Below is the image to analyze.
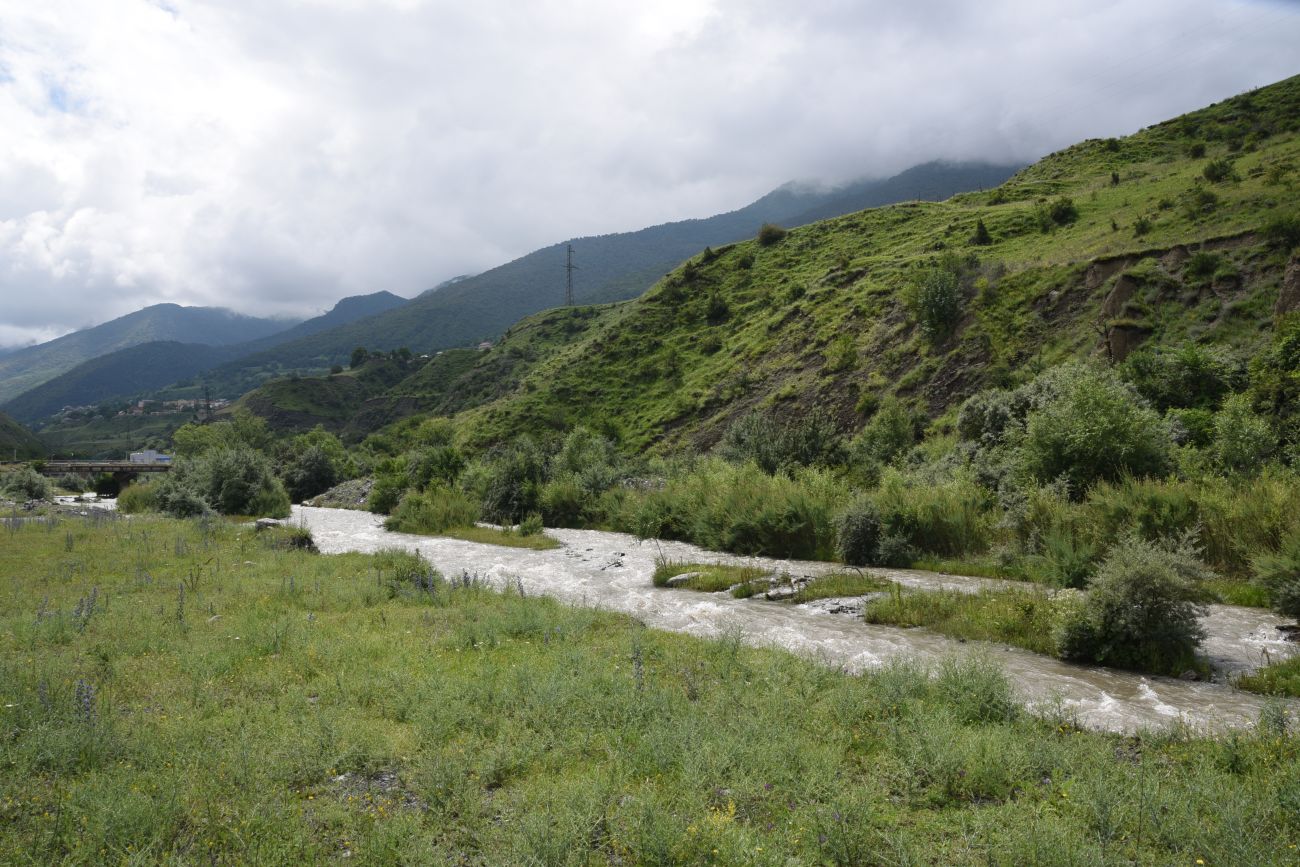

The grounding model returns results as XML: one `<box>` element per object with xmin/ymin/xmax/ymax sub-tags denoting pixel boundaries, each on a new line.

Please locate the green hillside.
<box><xmin>204</xmin><ymin>162</ymin><xmax>1020</xmax><ymax>388</ymax></box>
<box><xmin>1</xmin><ymin>341</ymin><xmax>238</xmax><ymax>424</ymax></box>
<box><xmin>0</xmin><ymin>304</ymin><xmax>295</xmax><ymax>405</ymax></box>
<box><xmin>236</xmin><ymin>306</ymin><xmax>611</xmax><ymax>438</ymax></box>
<box><xmin>436</xmin><ymin>76</ymin><xmax>1300</xmax><ymax>452</ymax></box>
<box><xmin>0</xmin><ymin>412</ymin><xmax>44</xmax><ymax>460</ymax></box>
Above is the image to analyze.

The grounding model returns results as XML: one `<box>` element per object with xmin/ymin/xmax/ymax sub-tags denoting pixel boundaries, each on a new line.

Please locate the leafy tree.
<box><xmin>719</xmin><ymin>410</ymin><xmax>844</xmax><ymax>476</ymax></box>
<box><xmin>970</xmin><ymin>218</ymin><xmax>992</xmax><ymax>246</ymax></box>
<box><xmin>1020</xmin><ymin>364</ymin><xmax>1172</xmax><ymax>493</ymax></box>
<box><xmin>350</xmin><ymin>347</ymin><xmax>369</xmax><ymax>369</ymax></box>
<box><xmin>1211</xmin><ymin>394</ymin><xmax>1276</xmax><ymax>473</ymax></box>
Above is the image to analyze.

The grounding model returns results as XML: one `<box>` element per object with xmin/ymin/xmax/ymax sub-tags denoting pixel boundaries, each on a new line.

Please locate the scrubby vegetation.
<box><xmin>4</xmin><ymin>514</ymin><xmax>1300</xmax><ymax>864</ymax></box>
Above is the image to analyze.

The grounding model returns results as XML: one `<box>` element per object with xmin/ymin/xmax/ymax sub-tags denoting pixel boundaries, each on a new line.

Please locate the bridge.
<box><xmin>0</xmin><ymin>461</ymin><xmax>175</xmax><ymax>477</ymax></box>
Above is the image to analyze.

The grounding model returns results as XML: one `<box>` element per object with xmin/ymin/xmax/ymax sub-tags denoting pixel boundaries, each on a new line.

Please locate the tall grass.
<box><xmin>625</xmin><ymin>458</ymin><xmax>848</xmax><ymax>560</ymax></box>
<box><xmin>0</xmin><ymin>514</ymin><xmax>1298</xmax><ymax>863</ymax></box>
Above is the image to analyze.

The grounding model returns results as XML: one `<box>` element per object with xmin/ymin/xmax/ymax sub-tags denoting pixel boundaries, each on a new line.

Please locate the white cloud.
<box><xmin>0</xmin><ymin>0</ymin><xmax>1298</xmax><ymax>346</ymax></box>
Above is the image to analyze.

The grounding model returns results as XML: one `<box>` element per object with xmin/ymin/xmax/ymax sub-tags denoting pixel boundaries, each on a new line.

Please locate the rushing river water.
<box><xmin>295</xmin><ymin>505</ymin><xmax>1298</xmax><ymax>734</ymax></box>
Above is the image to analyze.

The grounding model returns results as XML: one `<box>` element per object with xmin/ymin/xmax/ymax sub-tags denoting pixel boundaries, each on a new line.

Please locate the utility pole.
<box><xmin>564</xmin><ymin>244</ymin><xmax>578</xmax><ymax>307</ymax></box>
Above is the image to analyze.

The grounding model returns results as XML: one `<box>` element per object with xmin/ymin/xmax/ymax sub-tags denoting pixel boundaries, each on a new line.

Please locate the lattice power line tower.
<box><xmin>564</xmin><ymin>243</ymin><xmax>578</xmax><ymax>306</ymax></box>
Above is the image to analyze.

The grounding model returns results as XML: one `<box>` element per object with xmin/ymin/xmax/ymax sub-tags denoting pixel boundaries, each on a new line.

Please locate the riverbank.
<box><xmin>2</xmin><ymin>511</ymin><xmax>1299</xmax><ymax>864</ymax></box>
<box><xmin>296</xmin><ymin>505</ymin><xmax>1299</xmax><ymax>732</ymax></box>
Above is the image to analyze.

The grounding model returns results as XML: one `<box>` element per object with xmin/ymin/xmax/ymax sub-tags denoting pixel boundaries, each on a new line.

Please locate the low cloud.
<box><xmin>1</xmin><ymin>0</ymin><xmax>1298</xmax><ymax>346</ymax></box>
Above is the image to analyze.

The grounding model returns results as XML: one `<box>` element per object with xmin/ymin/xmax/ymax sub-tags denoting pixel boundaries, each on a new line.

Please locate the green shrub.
<box><xmin>1262</xmin><ymin>214</ymin><xmax>1300</xmax><ymax>250</ymax></box>
<box><xmin>385</xmin><ymin>488</ymin><xmax>479</xmax><ymax>535</ymax></box>
<box><xmin>1252</xmin><ymin>528</ymin><xmax>1300</xmax><ymax>620</ymax></box>
<box><xmin>969</xmin><ymin>219</ymin><xmax>993</xmax><ymax>246</ymax></box>
<box><xmin>1121</xmin><ymin>343</ymin><xmax>1242</xmax><ymax>412</ymax></box>
<box><xmin>835</xmin><ymin>498</ymin><xmax>883</xmax><ymax>566</ymax></box>
<box><xmin>1020</xmin><ymin>364</ymin><xmax>1172</xmax><ymax>493</ymax></box>
<box><xmin>756</xmin><ymin>223</ymin><xmax>788</xmax><ymax>246</ymax></box>
<box><xmin>1054</xmin><ymin>535</ymin><xmax>1210</xmax><ymax>674</ymax></box>
<box><xmin>281</xmin><ymin>445</ymin><xmax>339</xmax><ymax>502</ymax></box>
<box><xmin>406</xmin><ymin>445</ymin><xmax>466</xmax><ymax>491</ymax></box>
<box><xmin>1211</xmin><ymin>394</ymin><xmax>1276</xmax><ymax>473</ymax></box>
<box><xmin>540</xmin><ymin>477</ymin><xmax>588</xmax><ymax>527</ymax></box>
<box><xmin>933</xmin><ymin>655</ymin><xmax>1019</xmax><ymax>725</ymax></box>
<box><xmin>849</xmin><ymin>397</ymin><xmax>918</xmax><ymax>467</ymax></box>
<box><xmin>518</xmin><ymin>513</ymin><xmax>544</xmax><ymax>537</ymax></box>
<box><xmin>872</xmin><ymin>467</ymin><xmax>994</xmax><ymax>559</ymax></box>
<box><xmin>956</xmin><ymin>388</ymin><xmax>1015</xmax><ymax>445</ymax></box>
<box><xmin>1133</xmin><ymin>216</ymin><xmax>1153</xmax><ymax>237</ymax></box>
<box><xmin>626</xmin><ymin>459</ymin><xmax>846</xmax><ymax>560</ymax></box>
<box><xmin>0</xmin><ymin>466</ymin><xmax>51</xmax><ymax>501</ymax></box>
<box><xmin>473</xmin><ymin>437</ymin><xmax>547</xmax><ymax>525</ymax></box>
<box><xmin>197</xmin><ymin>448</ymin><xmax>291</xmax><ymax>518</ymax></box>
<box><xmin>151</xmin><ymin>472</ymin><xmax>212</xmax><ymax>518</ymax></box>
<box><xmin>904</xmin><ymin>266</ymin><xmax>962</xmax><ymax>340</ymax></box>
<box><xmin>718</xmin><ymin>409</ymin><xmax>844</xmax><ymax>475</ymax></box>
<box><xmin>1036</xmin><ymin>196</ymin><xmax>1078</xmax><ymax>230</ymax></box>
<box><xmin>374</xmin><ymin>548</ymin><xmax>444</xmax><ymax>597</ymax></box>
<box><xmin>116</xmin><ymin>483</ymin><xmax>158</xmax><ymax>514</ymax></box>
<box><xmin>1184</xmin><ymin>251</ymin><xmax>1221</xmax><ymax>280</ymax></box>
<box><xmin>1202</xmin><ymin>158</ymin><xmax>1236</xmax><ymax>183</ymax></box>
<box><xmin>367</xmin><ymin>472</ymin><xmax>406</xmax><ymax>515</ymax></box>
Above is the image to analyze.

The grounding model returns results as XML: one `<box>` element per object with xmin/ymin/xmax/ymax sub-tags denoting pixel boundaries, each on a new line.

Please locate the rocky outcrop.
<box><xmin>1275</xmin><ymin>255</ymin><xmax>1300</xmax><ymax>316</ymax></box>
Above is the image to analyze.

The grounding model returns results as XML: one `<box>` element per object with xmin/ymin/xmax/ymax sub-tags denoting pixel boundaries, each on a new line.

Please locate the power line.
<box><xmin>564</xmin><ymin>243</ymin><xmax>578</xmax><ymax>307</ymax></box>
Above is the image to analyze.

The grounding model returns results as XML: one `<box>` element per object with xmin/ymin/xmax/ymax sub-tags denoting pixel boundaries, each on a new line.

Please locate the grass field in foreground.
<box><xmin>1</xmin><ymin>514</ymin><xmax>1299</xmax><ymax>864</ymax></box>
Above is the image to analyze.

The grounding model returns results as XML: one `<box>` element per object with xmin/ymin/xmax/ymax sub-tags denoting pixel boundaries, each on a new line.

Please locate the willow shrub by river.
<box><xmin>2</xmin><ymin>514</ymin><xmax>1299</xmax><ymax>864</ymax></box>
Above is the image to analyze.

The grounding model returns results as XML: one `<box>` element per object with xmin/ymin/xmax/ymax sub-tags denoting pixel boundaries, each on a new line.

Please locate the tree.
<box><xmin>350</xmin><ymin>347</ymin><xmax>369</xmax><ymax>369</ymax></box>
<box><xmin>970</xmin><ymin>219</ymin><xmax>992</xmax><ymax>246</ymax></box>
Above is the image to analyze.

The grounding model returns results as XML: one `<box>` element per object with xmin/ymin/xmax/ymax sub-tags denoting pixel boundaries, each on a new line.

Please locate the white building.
<box><xmin>128</xmin><ymin>450</ymin><xmax>173</xmax><ymax>464</ymax></box>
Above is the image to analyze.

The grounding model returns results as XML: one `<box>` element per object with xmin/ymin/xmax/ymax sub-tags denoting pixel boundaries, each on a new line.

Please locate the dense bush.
<box><xmin>116</xmin><ymin>482</ymin><xmax>158</xmax><ymax>514</ymax></box>
<box><xmin>1211</xmin><ymin>394</ymin><xmax>1276</xmax><ymax>473</ymax></box>
<box><xmin>849</xmin><ymin>397</ymin><xmax>918</xmax><ymax>468</ymax></box>
<box><xmin>1252</xmin><ymin>528</ymin><xmax>1300</xmax><ymax>620</ymax></box>
<box><xmin>627</xmin><ymin>459</ymin><xmax>846</xmax><ymax>560</ymax></box>
<box><xmin>281</xmin><ymin>445</ymin><xmax>339</xmax><ymax>502</ymax></box>
<box><xmin>1202</xmin><ymin>158</ymin><xmax>1236</xmax><ymax>183</ymax></box>
<box><xmin>0</xmin><ymin>466</ymin><xmax>51</xmax><ymax>501</ymax></box>
<box><xmin>834</xmin><ymin>498</ymin><xmax>883</xmax><ymax>566</ymax></box>
<box><xmin>385</xmin><ymin>487</ymin><xmax>479</xmax><ymax>534</ymax></box>
<box><xmin>872</xmin><ymin>467</ymin><xmax>994</xmax><ymax>559</ymax></box>
<box><xmin>154</xmin><ymin>448</ymin><xmax>290</xmax><ymax>519</ymax></box>
<box><xmin>406</xmin><ymin>445</ymin><xmax>466</xmax><ymax>491</ymax></box>
<box><xmin>1122</xmin><ymin>343</ymin><xmax>1243</xmax><ymax>411</ymax></box>
<box><xmin>905</xmin><ymin>266</ymin><xmax>962</xmax><ymax>340</ymax></box>
<box><xmin>468</xmin><ymin>437</ymin><xmax>547</xmax><ymax>525</ymax></box>
<box><xmin>756</xmin><ymin>223</ymin><xmax>788</xmax><ymax>246</ymax></box>
<box><xmin>367</xmin><ymin>472</ymin><xmax>407</xmax><ymax>515</ymax></box>
<box><xmin>1020</xmin><ymin>364</ymin><xmax>1172</xmax><ymax>493</ymax></box>
<box><xmin>718</xmin><ymin>410</ymin><xmax>844</xmax><ymax>475</ymax></box>
<box><xmin>1262</xmin><ymin>213</ymin><xmax>1300</xmax><ymax>250</ymax></box>
<box><xmin>1054</xmin><ymin>535</ymin><xmax>1210</xmax><ymax>674</ymax></box>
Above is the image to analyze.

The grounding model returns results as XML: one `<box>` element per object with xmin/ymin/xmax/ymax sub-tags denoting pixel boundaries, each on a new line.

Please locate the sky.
<box><xmin>1</xmin><ymin>0</ymin><xmax>1298</xmax><ymax>349</ymax></box>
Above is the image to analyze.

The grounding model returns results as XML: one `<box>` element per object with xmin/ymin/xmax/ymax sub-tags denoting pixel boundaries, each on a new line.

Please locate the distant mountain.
<box><xmin>208</xmin><ymin>161</ymin><xmax>1022</xmax><ymax>377</ymax></box>
<box><xmin>1</xmin><ymin>341</ymin><xmax>238</xmax><ymax>424</ymax></box>
<box><xmin>0</xmin><ymin>412</ymin><xmax>44</xmax><ymax>460</ymax></box>
<box><xmin>0</xmin><ymin>304</ymin><xmax>297</xmax><ymax>405</ymax></box>
<box><xmin>1</xmin><ymin>291</ymin><xmax>410</xmax><ymax>421</ymax></box>
<box><xmin>421</xmin><ymin>275</ymin><xmax>474</xmax><ymax>297</ymax></box>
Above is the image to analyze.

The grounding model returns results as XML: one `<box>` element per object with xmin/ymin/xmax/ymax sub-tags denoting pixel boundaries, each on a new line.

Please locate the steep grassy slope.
<box><xmin>210</xmin><ymin>162</ymin><xmax>1019</xmax><ymax>379</ymax></box>
<box><xmin>442</xmin><ymin>76</ymin><xmax>1300</xmax><ymax>452</ymax></box>
<box><xmin>0</xmin><ymin>304</ymin><xmax>296</xmax><ymax>405</ymax></box>
<box><xmin>237</xmin><ymin>306</ymin><xmax>611</xmax><ymax>438</ymax></box>
<box><xmin>0</xmin><ymin>412</ymin><xmax>44</xmax><ymax>460</ymax></box>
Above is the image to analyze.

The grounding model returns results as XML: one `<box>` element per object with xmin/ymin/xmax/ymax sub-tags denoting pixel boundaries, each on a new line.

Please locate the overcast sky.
<box><xmin>1</xmin><ymin>0</ymin><xmax>1298</xmax><ymax>348</ymax></box>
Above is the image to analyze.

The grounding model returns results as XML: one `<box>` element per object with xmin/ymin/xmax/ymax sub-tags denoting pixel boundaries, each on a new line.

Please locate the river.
<box><xmin>294</xmin><ymin>505</ymin><xmax>1298</xmax><ymax>734</ymax></box>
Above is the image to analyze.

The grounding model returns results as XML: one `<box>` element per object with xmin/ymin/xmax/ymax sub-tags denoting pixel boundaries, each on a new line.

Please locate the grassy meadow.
<box><xmin>2</xmin><ymin>512</ymin><xmax>1300</xmax><ymax>864</ymax></box>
